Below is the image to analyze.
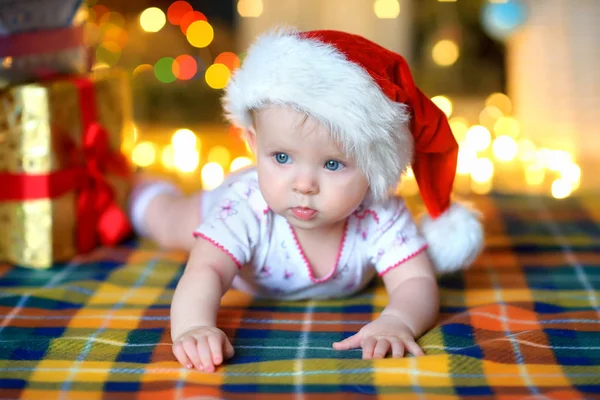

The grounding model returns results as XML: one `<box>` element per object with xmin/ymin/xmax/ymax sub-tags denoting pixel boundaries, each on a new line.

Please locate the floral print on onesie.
<box><xmin>194</xmin><ymin>168</ymin><xmax>428</xmax><ymax>300</ymax></box>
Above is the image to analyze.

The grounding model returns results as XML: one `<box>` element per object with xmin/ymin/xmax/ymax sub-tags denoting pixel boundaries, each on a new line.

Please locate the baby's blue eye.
<box><xmin>274</xmin><ymin>152</ymin><xmax>290</xmax><ymax>164</ymax></box>
<box><xmin>325</xmin><ymin>160</ymin><xmax>344</xmax><ymax>171</ymax></box>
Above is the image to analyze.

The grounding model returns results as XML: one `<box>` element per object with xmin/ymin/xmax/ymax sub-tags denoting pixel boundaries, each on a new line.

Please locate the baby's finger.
<box><xmin>172</xmin><ymin>342</ymin><xmax>193</xmax><ymax>369</ymax></box>
<box><xmin>361</xmin><ymin>336</ymin><xmax>377</xmax><ymax>359</ymax></box>
<box><xmin>208</xmin><ymin>334</ymin><xmax>224</xmax><ymax>366</ymax></box>
<box><xmin>373</xmin><ymin>338</ymin><xmax>391</xmax><ymax>359</ymax></box>
<box><xmin>403</xmin><ymin>339</ymin><xmax>425</xmax><ymax>357</ymax></box>
<box><xmin>196</xmin><ymin>336</ymin><xmax>215</xmax><ymax>373</ymax></box>
<box><xmin>332</xmin><ymin>333</ymin><xmax>362</xmax><ymax>350</ymax></box>
<box><xmin>181</xmin><ymin>338</ymin><xmax>202</xmax><ymax>371</ymax></box>
<box><xmin>390</xmin><ymin>339</ymin><xmax>405</xmax><ymax>358</ymax></box>
<box><xmin>224</xmin><ymin>338</ymin><xmax>235</xmax><ymax>359</ymax></box>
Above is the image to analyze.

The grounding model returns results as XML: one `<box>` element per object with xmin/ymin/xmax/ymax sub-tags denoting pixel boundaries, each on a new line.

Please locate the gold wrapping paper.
<box><xmin>0</xmin><ymin>69</ymin><xmax>134</xmax><ymax>268</ymax></box>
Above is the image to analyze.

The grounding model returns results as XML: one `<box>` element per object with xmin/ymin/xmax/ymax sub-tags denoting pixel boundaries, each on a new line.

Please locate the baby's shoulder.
<box><xmin>221</xmin><ymin>168</ymin><xmax>269</xmax><ymax>219</ymax></box>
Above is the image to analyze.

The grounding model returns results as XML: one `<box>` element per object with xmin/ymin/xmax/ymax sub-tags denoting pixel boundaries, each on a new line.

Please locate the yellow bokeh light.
<box><xmin>174</xmin><ymin>149</ymin><xmax>200</xmax><ymax>173</ymax></box>
<box><xmin>457</xmin><ymin>145</ymin><xmax>477</xmax><ymax>175</ymax></box>
<box><xmin>432</xmin><ymin>39</ymin><xmax>459</xmax><ymax>67</ymax></box>
<box><xmin>132</xmin><ymin>141</ymin><xmax>157</xmax><ymax>167</ymax></box>
<box><xmin>551</xmin><ymin>178</ymin><xmax>572</xmax><ymax>199</ymax></box>
<box><xmin>485</xmin><ymin>92</ymin><xmax>512</xmax><ymax>115</ymax></box>
<box><xmin>517</xmin><ymin>138</ymin><xmax>537</xmax><ymax>163</ymax></box>
<box><xmin>560</xmin><ymin>162</ymin><xmax>581</xmax><ymax>183</ymax></box>
<box><xmin>237</xmin><ymin>0</ymin><xmax>263</xmax><ymax>17</ymax></box>
<box><xmin>471</xmin><ymin>158</ymin><xmax>494</xmax><ymax>183</ymax></box>
<box><xmin>525</xmin><ymin>163</ymin><xmax>545</xmax><ymax>186</ymax></box>
<box><xmin>172</xmin><ymin>128</ymin><xmax>197</xmax><ymax>149</ymax></box>
<box><xmin>139</xmin><ymin>7</ymin><xmax>166</xmax><ymax>33</ymax></box>
<box><xmin>465</xmin><ymin>125</ymin><xmax>491</xmax><ymax>152</ymax></box>
<box><xmin>492</xmin><ymin>135</ymin><xmax>518</xmax><ymax>162</ymax></box>
<box><xmin>161</xmin><ymin>144</ymin><xmax>175</xmax><ymax>170</ymax></box>
<box><xmin>545</xmin><ymin>150</ymin><xmax>573</xmax><ymax>172</ymax></box>
<box><xmin>230</xmin><ymin>156</ymin><xmax>253</xmax><ymax>172</ymax></box>
<box><xmin>479</xmin><ymin>106</ymin><xmax>503</xmax><ymax>130</ymax></box>
<box><xmin>374</xmin><ymin>0</ymin><xmax>400</xmax><ymax>19</ymax></box>
<box><xmin>208</xmin><ymin>145</ymin><xmax>231</xmax><ymax>168</ymax></box>
<box><xmin>202</xmin><ymin>162</ymin><xmax>225</xmax><ymax>190</ymax></box>
<box><xmin>449</xmin><ymin>117</ymin><xmax>469</xmax><ymax>142</ymax></box>
<box><xmin>430</xmin><ymin>95</ymin><xmax>453</xmax><ymax>117</ymax></box>
<box><xmin>186</xmin><ymin>20</ymin><xmax>214</xmax><ymax>48</ymax></box>
<box><xmin>205</xmin><ymin>63</ymin><xmax>231</xmax><ymax>89</ymax></box>
<box><xmin>494</xmin><ymin>116</ymin><xmax>520</xmax><ymax>138</ymax></box>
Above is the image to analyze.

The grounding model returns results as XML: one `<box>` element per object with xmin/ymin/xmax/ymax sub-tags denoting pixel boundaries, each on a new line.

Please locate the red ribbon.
<box><xmin>0</xmin><ymin>25</ymin><xmax>85</xmax><ymax>58</ymax></box>
<box><xmin>0</xmin><ymin>76</ymin><xmax>132</xmax><ymax>253</ymax></box>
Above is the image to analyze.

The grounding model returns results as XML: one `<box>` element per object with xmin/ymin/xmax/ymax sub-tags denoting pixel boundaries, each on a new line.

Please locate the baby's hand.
<box><xmin>172</xmin><ymin>326</ymin><xmax>234</xmax><ymax>372</ymax></box>
<box><xmin>332</xmin><ymin>314</ymin><xmax>424</xmax><ymax>359</ymax></box>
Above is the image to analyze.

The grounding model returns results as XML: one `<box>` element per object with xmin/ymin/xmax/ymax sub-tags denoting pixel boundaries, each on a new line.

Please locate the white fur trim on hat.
<box><xmin>223</xmin><ymin>28</ymin><xmax>413</xmax><ymax>201</ymax></box>
<box><xmin>419</xmin><ymin>202</ymin><xmax>484</xmax><ymax>274</ymax></box>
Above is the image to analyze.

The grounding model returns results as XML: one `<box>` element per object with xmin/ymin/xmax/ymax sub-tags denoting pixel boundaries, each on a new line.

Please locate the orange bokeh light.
<box><xmin>179</xmin><ymin>10</ymin><xmax>207</xmax><ymax>34</ymax></box>
<box><xmin>167</xmin><ymin>1</ymin><xmax>193</xmax><ymax>25</ymax></box>
<box><xmin>172</xmin><ymin>55</ymin><xmax>198</xmax><ymax>80</ymax></box>
<box><xmin>215</xmin><ymin>52</ymin><xmax>241</xmax><ymax>71</ymax></box>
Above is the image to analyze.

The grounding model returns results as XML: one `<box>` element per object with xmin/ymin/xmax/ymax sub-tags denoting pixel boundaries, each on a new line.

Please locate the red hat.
<box><xmin>223</xmin><ymin>28</ymin><xmax>483</xmax><ymax>273</ymax></box>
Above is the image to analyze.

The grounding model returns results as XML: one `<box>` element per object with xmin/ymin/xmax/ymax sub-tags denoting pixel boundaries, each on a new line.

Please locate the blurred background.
<box><xmin>88</xmin><ymin>0</ymin><xmax>599</xmax><ymax>198</ymax></box>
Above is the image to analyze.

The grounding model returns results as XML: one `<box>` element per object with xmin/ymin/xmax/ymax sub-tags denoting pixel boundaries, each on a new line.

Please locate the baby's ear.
<box><xmin>245</xmin><ymin>127</ymin><xmax>257</xmax><ymax>154</ymax></box>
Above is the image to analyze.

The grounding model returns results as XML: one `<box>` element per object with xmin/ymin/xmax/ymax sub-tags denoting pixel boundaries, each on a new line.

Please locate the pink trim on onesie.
<box><xmin>193</xmin><ymin>232</ymin><xmax>244</xmax><ymax>269</ymax></box>
<box><xmin>288</xmin><ymin>220</ymin><xmax>349</xmax><ymax>283</ymax></box>
<box><xmin>377</xmin><ymin>244</ymin><xmax>428</xmax><ymax>276</ymax></box>
<box><xmin>353</xmin><ymin>208</ymin><xmax>380</xmax><ymax>224</ymax></box>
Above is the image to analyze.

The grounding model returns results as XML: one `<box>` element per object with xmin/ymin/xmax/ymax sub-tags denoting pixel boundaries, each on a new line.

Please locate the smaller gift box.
<box><xmin>0</xmin><ymin>68</ymin><xmax>134</xmax><ymax>269</ymax></box>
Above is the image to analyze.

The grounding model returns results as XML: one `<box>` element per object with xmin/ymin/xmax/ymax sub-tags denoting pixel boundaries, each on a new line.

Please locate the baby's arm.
<box><xmin>333</xmin><ymin>252</ymin><xmax>439</xmax><ymax>358</ymax></box>
<box><xmin>170</xmin><ymin>237</ymin><xmax>239</xmax><ymax>372</ymax></box>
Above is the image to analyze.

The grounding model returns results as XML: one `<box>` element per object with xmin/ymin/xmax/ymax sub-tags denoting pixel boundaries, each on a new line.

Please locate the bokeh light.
<box><xmin>205</xmin><ymin>64</ymin><xmax>231</xmax><ymax>89</ymax></box>
<box><xmin>174</xmin><ymin>149</ymin><xmax>200</xmax><ymax>173</ymax></box>
<box><xmin>95</xmin><ymin>41</ymin><xmax>121</xmax><ymax>66</ymax></box>
<box><xmin>449</xmin><ymin>117</ymin><xmax>469</xmax><ymax>142</ymax></box>
<box><xmin>103</xmin><ymin>25</ymin><xmax>129</xmax><ymax>48</ymax></box>
<box><xmin>173</xmin><ymin>55</ymin><xmax>198</xmax><ymax>80</ymax></box>
<box><xmin>230</xmin><ymin>156</ymin><xmax>253</xmax><ymax>172</ymax></box>
<box><xmin>172</xmin><ymin>128</ymin><xmax>197</xmax><ymax>149</ymax></box>
<box><xmin>154</xmin><ymin>57</ymin><xmax>176</xmax><ymax>83</ymax></box>
<box><xmin>465</xmin><ymin>125</ymin><xmax>492</xmax><ymax>152</ymax></box>
<box><xmin>485</xmin><ymin>92</ymin><xmax>513</xmax><ymax>115</ymax></box>
<box><xmin>517</xmin><ymin>138</ymin><xmax>536</xmax><ymax>162</ymax></box>
<box><xmin>179</xmin><ymin>11</ymin><xmax>207</xmax><ymax>34</ymax></box>
<box><xmin>132</xmin><ymin>63</ymin><xmax>153</xmax><ymax>77</ymax></box>
<box><xmin>140</xmin><ymin>7</ymin><xmax>166</xmax><ymax>32</ymax></box>
<box><xmin>132</xmin><ymin>141</ymin><xmax>157</xmax><ymax>167</ymax></box>
<box><xmin>551</xmin><ymin>178</ymin><xmax>572</xmax><ymax>199</ymax></box>
<box><xmin>430</xmin><ymin>95</ymin><xmax>453</xmax><ymax>117</ymax></box>
<box><xmin>471</xmin><ymin>158</ymin><xmax>494</xmax><ymax>183</ymax></box>
<box><xmin>186</xmin><ymin>20</ymin><xmax>214</xmax><ymax>48</ymax></box>
<box><xmin>202</xmin><ymin>162</ymin><xmax>225</xmax><ymax>190</ymax></box>
<box><xmin>374</xmin><ymin>0</ymin><xmax>400</xmax><ymax>19</ymax></box>
<box><xmin>99</xmin><ymin>11</ymin><xmax>125</xmax><ymax>28</ymax></box>
<box><xmin>237</xmin><ymin>0</ymin><xmax>263</xmax><ymax>17</ymax></box>
<box><xmin>161</xmin><ymin>144</ymin><xmax>175</xmax><ymax>170</ymax></box>
<box><xmin>457</xmin><ymin>146</ymin><xmax>477</xmax><ymax>175</ymax></box>
<box><xmin>215</xmin><ymin>52</ymin><xmax>241</xmax><ymax>71</ymax></box>
<box><xmin>208</xmin><ymin>145</ymin><xmax>231</xmax><ymax>168</ymax></box>
<box><xmin>167</xmin><ymin>1</ymin><xmax>193</xmax><ymax>25</ymax></box>
<box><xmin>432</xmin><ymin>39</ymin><xmax>459</xmax><ymax>66</ymax></box>
<box><xmin>479</xmin><ymin>106</ymin><xmax>503</xmax><ymax>130</ymax></box>
<box><xmin>492</xmin><ymin>135</ymin><xmax>518</xmax><ymax>162</ymax></box>
<box><xmin>494</xmin><ymin>116</ymin><xmax>520</xmax><ymax>137</ymax></box>
<box><xmin>525</xmin><ymin>162</ymin><xmax>545</xmax><ymax>186</ymax></box>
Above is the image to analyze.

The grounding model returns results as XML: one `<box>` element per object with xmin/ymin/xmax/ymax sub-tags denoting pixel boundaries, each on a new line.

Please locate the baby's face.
<box><xmin>250</xmin><ymin>107</ymin><xmax>369</xmax><ymax>233</ymax></box>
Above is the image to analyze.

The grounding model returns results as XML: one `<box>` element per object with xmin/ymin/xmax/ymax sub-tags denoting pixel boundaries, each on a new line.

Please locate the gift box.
<box><xmin>0</xmin><ymin>0</ymin><xmax>89</xmax><ymax>88</ymax></box>
<box><xmin>0</xmin><ymin>69</ymin><xmax>134</xmax><ymax>269</ymax></box>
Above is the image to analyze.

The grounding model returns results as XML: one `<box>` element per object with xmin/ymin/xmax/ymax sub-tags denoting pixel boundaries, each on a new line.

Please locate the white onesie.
<box><xmin>194</xmin><ymin>168</ymin><xmax>428</xmax><ymax>300</ymax></box>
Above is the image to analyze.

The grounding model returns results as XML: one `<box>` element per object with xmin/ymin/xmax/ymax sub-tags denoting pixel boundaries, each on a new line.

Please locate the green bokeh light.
<box><xmin>154</xmin><ymin>57</ymin><xmax>176</xmax><ymax>83</ymax></box>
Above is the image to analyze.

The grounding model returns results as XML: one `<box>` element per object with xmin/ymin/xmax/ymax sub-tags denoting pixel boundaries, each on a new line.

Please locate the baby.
<box><xmin>129</xmin><ymin>28</ymin><xmax>484</xmax><ymax>372</ymax></box>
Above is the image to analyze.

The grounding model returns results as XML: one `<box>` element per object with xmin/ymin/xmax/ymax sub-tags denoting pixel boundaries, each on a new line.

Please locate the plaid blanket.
<box><xmin>1</xmin><ymin>193</ymin><xmax>600</xmax><ymax>399</ymax></box>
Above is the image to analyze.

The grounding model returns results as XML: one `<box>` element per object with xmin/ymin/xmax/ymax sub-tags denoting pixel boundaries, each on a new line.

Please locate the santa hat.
<box><xmin>222</xmin><ymin>28</ymin><xmax>484</xmax><ymax>274</ymax></box>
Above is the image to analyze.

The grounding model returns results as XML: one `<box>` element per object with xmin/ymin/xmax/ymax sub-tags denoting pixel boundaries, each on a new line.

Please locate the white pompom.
<box><xmin>419</xmin><ymin>202</ymin><xmax>484</xmax><ymax>274</ymax></box>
